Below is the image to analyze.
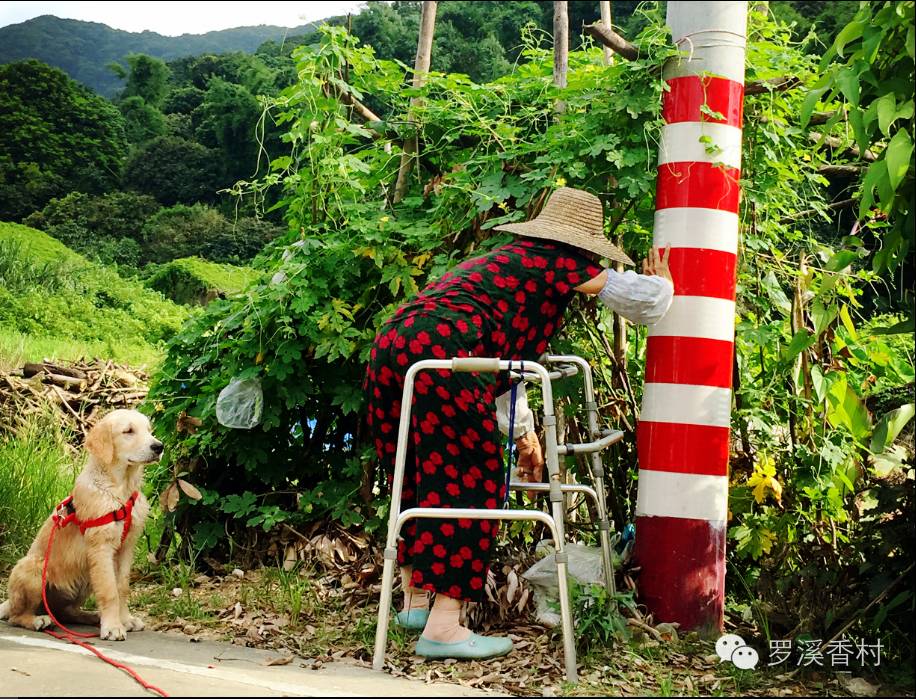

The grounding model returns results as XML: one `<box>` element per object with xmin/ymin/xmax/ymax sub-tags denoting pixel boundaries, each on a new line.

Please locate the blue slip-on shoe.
<box><xmin>394</xmin><ymin>609</ymin><xmax>430</xmax><ymax>630</ymax></box>
<box><xmin>415</xmin><ymin>632</ymin><xmax>514</xmax><ymax>660</ymax></box>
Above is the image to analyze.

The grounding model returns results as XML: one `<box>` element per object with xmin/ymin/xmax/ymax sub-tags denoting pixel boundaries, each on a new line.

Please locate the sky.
<box><xmin>0</xmin><ymin>1</ymin><xmax>368</xmax><ymax>35</ymax></box>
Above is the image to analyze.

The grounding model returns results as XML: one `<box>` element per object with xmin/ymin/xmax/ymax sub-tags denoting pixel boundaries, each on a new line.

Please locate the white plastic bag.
<box><xmin>522</xmin><ymin>540</ymin><xmax>606</xmax><ymax>594</ymax></box>
<box><xmin>522</xmin><ymin>541</ymin><xmax>606</xmax><ymax>627</ymax></box>
<box><xmin>216</xmin><ymin>377</ymin><xmax>263</xmax><ymax>429</ymax></box>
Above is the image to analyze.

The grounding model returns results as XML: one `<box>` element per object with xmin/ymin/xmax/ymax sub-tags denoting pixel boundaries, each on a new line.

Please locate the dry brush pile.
<box><xmin>0</xmin><ymin>359</ymin><xmax>148</xmax><ymax>446</ymax></box>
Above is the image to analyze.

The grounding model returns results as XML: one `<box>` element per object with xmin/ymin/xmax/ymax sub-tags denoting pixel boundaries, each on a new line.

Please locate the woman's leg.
<box><xmin>400</xmin><ymin>565</ymin><xmax>429</xmax><ymax>612</ymax></box>
<box><xmin>422</xmin><ymin>593</ymin><xmax>468</xmax><ymax>643</ymax></box>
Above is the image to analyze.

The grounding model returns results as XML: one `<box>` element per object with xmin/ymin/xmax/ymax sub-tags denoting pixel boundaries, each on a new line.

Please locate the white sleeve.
<box><xmin>495</xmin><ymin>383</ymin><xmax>535</xmax><ymax>438</ymax></box>
<box><xmin>597</xmin><ymin>269</ymin><xmax>674</xmax><ymax>325</ymax></box>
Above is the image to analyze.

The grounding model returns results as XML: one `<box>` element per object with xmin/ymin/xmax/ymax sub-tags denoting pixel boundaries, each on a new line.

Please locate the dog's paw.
<box><xmin>101</xmin><ymin>623</ymin><xmax>127</xmax><ymax>641</ymax></box>
<box><xmin>123</xmin><ymin>615</ymin><xmax>145</xmax><ymax>632</ymax></box>
<box><xmin>32</xmin><ymin>615</ymin><xmax>53</xmax><ymax>631</ymax></box>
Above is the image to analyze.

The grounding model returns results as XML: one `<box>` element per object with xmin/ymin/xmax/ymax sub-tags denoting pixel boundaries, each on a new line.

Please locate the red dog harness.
<box><xmin>53</xmin><ymin>491</ymin><xmax>139</xmax><ymax>545</ymax></box>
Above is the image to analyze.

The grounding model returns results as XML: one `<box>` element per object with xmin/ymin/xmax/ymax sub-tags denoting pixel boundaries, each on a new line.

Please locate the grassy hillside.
<box><xmin>144</xmin><ymin>257</ymin><xmax>262</xmax><ymax>305</ymax></box>
<box><xmin>0</xmin><ymin>222</ymin><xmax>188</xmax><ymax>369</ymax></box>
<box><xmin>0</xmin><ymin>15</ymin><xmax>329</xmax><ymax>96</ymax></box>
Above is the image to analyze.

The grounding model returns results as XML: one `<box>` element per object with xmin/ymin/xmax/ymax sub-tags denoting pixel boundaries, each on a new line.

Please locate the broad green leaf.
<box><xmin>825</xmin><ymin>250</ymin><xmax>857</xmax><ymax>272</ymax></box>
<box><xmin>834</xmin><ymin>19</ymin><xmax>865</xmax><ymax>58</ymax></box>
<box><xmin>848</xmin><ymin>107</ymin><xmax>869</xmax><ymax>155</ymax></box>
<box><xmin>782</xmin><ymin>330</ymin><xmax>816</xmax><ymax>363</ymax></box>
<box><xmin>858</xmin><ymin>159</ymin><xmax>888</xmax><ymax>217</ymax></box>
<box><xmin>800</xmin><ymin>85</ymin><xmax>829</xmax><ymax>128</ymax></box>
<box><xmin>835</xmin><ymin>68</ymin><xmax>860</xmax><ymax>107</ymax></box>
<box><xmin>811</xmin><ymin>365</ymin><xmax>826</xmax><ymax>403</ymax></box>
<box><xmin>762</xmin><ymin>270</ymin><xmax>791</xmax><ymax>315</ymax></box>
<box><xmin>870</xmin><ymin>404</ymin><xmax>915</xmax><ymax>454</ymax></box>
<box><xmin>839</xmin><ymin>305</ymin><xmax>859</xmax><ymax>341</ymax></box>
<box><xmin>870</xmin><ymin>316</ymin><xmax>915</xmax><ymax>335</ymax></box>
<box><xmin>876</xmin><ymin>93</ymin><xmax>897</xmax><ymax>136</ymax></box>
<box><xmin>885</xmin><ymin>128</ymin><xmax>914</xmax><ymax>191</ymax></box>
<box><xmin>811</xmin><ymin>300</ymin><xmax>838</xmax><ymax>337</ymax></box>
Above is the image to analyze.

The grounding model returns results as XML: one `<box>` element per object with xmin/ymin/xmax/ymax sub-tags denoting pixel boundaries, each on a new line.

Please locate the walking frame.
<box><xmin>372</xmin><ymin>355</ymin><xmax>623</xmax><ymax>683</ymax></box>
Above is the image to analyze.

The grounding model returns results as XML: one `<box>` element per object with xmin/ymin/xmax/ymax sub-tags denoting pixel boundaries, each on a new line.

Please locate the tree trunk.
<box><xmin>393</xmin><ymin>1</ymin><xmax>437</xmax><ymax>204</ymax></box>
<box><xmin>600</xmin><ymin>1</ymin><xmax>614</xmax><ymax>66</ymax></box>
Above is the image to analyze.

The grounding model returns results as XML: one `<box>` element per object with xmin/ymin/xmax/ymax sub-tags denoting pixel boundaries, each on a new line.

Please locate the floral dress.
<box><xmin>365</xmin><ymin>239</ymin><xmax>602</xmax><ymax>601</ymax></box>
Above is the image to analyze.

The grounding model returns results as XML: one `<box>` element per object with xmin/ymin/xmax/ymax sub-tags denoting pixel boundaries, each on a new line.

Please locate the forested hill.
<box><xmin>0</xmin><ymin>14</ymin><xmax>330</xmax><ymax>97</ymax></box>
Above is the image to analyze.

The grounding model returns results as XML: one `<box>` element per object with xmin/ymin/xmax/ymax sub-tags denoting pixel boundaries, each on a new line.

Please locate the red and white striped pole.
<box><xmin>633</xmin><ymin>1</ymin><xmax>748</xmax><ymax>633</ymax></box>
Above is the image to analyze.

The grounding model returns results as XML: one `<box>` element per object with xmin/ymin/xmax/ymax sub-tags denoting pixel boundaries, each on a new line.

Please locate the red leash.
<box><xmin>41</xmin><ymin>496</ymin><xmax>169</xmax><ymax>697</ymax></box>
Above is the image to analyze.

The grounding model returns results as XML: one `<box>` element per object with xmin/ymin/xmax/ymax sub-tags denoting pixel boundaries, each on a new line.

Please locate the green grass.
<box><xmin>0</xmin><ymin>326</ymin><xmax>163</xmax><ymax>372</ymax></box>
<box><xmin>0</xmin><ymin>221</ymin><xmax>188</xmax><ymax>368</ymax></box>
<box><xmin>143</xmin><ymin>256</ymin><xmax>262</xmax><ymax>306</ymax></box>
<box><xmin>0</xmin><ymin>410</ymin><xmax>79</xmax><ymax>569</ymax></box>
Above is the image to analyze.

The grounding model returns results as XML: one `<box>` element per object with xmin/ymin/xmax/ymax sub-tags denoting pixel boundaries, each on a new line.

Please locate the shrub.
<box><xmin>140</xmin><ymin>205</ymin><xmax>281</xmax><ymax>264</ymax></box>
<box><xmin>122</xmin><ymin>136</ymin><xmax>222</xmax><ymax>206</ymax></box>
<box><xmin>144</xmin><ymin>257</ymin><xmax>262</xmax><ymax>305</ymax></box>
<box><xmin>23</xmin><ymin>190</ymin><xmax>160</xmax><ymax>267</ymax></box>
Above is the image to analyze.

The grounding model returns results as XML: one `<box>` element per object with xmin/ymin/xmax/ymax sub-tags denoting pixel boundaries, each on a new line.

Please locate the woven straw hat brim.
<box><xmin>494</xmin><ymin>220</ymin><xmax>635</xmax><ymax>266</ymax></box>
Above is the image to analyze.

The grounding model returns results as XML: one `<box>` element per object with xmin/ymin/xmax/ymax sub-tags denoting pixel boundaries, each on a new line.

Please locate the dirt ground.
<box><xmin>121</xmin><ymin>564</ymin><xmax>900</xmax><ymax>697</ymax></box>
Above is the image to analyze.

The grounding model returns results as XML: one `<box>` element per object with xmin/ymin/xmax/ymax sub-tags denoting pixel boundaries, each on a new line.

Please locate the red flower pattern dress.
<box><xmin>365</xmin><ymin>239</ymin><xmax>602</xmax><ymax>601</ymax></box>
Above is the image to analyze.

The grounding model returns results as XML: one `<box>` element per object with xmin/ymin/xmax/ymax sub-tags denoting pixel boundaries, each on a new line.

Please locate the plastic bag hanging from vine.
<box><xmin>216</xmin><ymin>377</ymin><xmax>263</xmax><ymax>429</ymax></box>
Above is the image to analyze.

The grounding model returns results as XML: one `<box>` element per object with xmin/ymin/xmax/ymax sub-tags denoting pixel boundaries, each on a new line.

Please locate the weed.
<box><xmin>0</xmin><ymin>410</ymin><xmax>77</xmax><ymax>569</ymax></box>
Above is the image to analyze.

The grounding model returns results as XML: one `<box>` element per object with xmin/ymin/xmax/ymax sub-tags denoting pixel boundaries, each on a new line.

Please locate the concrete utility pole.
<box><xmin>393</xmin><ymin>0</ymin><xmax>437</xmax><ymax>204</ymax></box>
<box><xmin>633</xmin><ymin>1</ymin><xmax>748</xmax><ymax>633</ymax></box>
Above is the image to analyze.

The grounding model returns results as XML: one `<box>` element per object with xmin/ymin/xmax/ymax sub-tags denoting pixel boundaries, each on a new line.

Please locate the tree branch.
<box><xmin>818</xmin><ymin>164</ymin><xmax>865</xmax><ymax>177</ymax></box>
<box><xmin>744</xmin><ymin>76</ymin><xmax>800</xmax><ymax>95</ymax></box>
<box><xmin>779</xmin><ymin>198</ymin><xmax>855</xmax><ymax>224</ymax></box>
<box><xmin>810</xmin><ymin>132</ymin><xmax>877</xmax><ymax>162</ymax></box>
<box><xmin>583</xmin><ymin>21</ymin><xmax>638</xmax><ymax>60</ymax></box>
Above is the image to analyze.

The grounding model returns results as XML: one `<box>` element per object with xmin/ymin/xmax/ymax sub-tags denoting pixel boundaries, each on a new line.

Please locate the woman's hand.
<box><xmin>642</xmin><ymin>244</ymin><xmax>673</xmax><ymax>285</ymax></box>
<box><xmin>515</xmin><ymin>431</ymin><xmax>544</xmax><ymax>499</ymax></box>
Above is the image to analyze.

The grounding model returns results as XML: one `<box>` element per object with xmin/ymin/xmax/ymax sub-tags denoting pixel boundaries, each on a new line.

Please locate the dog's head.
<box><xmin>86</xmin><ymin>409</ymin><xmax>163</xmax><ymax>469</ymax></box>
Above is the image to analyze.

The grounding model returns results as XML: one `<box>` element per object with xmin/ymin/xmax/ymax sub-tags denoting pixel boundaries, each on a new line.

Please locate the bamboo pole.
<box><xmin>392</xmin><ymin>1</ymin><xmax>437</xmax><ymax>204</ymax></box>
<box><xmin>600</xmin><ymin>1</ymin><xmax>614</xmax><ymax>66</ymax></box>
<box><xmin>553</xmin><ymin>1</ymin><xmax>569</xmax><ymax>90</ymax></box>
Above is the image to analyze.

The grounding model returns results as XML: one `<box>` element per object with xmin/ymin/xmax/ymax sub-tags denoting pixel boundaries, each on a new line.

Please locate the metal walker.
<box><xmin>372</xmin><ymin>355</ymin><xmax>623</xmax><ymax>683</ymax></box>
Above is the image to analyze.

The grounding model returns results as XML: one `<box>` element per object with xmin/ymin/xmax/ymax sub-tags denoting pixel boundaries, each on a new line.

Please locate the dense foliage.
<box><xmin>146</xmin><ymin>3</ymin><xmax>913</xmax><ymax>662</ymax></box>
<box><xmin>0</xmin><ymin>61</ymin><xmax>127</xmax><ymax>221</ymax></box>
<box><xmin>23</xmin><ymin>192</ymin><xmax>280</xmax><ymax>268</ymax></box>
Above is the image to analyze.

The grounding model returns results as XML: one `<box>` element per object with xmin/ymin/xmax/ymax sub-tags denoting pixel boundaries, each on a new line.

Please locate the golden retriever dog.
<box><xmin>0</xmin><ymin>409</ymin><xmax>162</xmax><ymax>640</ymax></box>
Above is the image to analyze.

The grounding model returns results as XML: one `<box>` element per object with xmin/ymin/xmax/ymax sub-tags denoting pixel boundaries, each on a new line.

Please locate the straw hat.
<box><xmin>494</xmin><ymin>187</ymin><xmax>634</xmax><ymax>266</ymax></box>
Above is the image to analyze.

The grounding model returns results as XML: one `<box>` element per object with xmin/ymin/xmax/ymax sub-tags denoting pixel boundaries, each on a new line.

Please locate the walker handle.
<box><xmin>451</xmin><ymin>357</ymin><xmax>501</xmax><ymax>373</ymax></box>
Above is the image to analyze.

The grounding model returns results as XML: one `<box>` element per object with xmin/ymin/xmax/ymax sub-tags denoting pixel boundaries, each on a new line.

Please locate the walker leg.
<box><xmin>593</xmin><ymin>473</ymin><xmax>616</xmax><ymax>597</ymax></box>
<box><xmin>373</xmin><ymin>552</ymin><xmax>398</xmax><ymax>671</ymax></box>
<box><xmin>552</xmin><ymin>500</ymin><xmax>579</xmax><ymax>683</ymax></box>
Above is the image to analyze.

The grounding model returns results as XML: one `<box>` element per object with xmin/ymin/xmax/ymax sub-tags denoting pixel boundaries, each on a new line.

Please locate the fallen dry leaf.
<box><xmin>264</xmin><ymin>656</ymin><xmax>293</xmax><ymax>667</ymax></box>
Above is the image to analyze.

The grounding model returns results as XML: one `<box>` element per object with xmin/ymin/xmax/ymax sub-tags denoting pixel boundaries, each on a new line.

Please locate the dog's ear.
<box><xmin>86</xmin><ymin>419</ymin><xmax>115</xmax><ymax>465</ymax></box>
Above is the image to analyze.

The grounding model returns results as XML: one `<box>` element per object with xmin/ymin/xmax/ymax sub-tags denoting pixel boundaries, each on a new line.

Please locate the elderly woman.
<box><xmin>365</xmin><ymin>188</ymin><xmax>673</xmax><ymax>659</ymax></box>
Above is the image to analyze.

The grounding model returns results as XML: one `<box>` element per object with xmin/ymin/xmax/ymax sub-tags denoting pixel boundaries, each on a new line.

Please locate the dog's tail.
<box><xmin>0</xmin><ymin>600</ymin><xmax>8</xmax><ymax>620</ymax></box>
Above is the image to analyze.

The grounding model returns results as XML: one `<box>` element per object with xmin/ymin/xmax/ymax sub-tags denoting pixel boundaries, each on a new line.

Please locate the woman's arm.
<box><xmin>574</xmin><ymin>245</ymin><xmax>674</xmax><ymax>325</ymax></box>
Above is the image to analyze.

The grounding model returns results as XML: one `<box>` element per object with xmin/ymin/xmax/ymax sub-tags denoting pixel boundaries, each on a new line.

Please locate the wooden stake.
<box><xmin>393</xmin><ymin>1</ymin><xmax>437</xmax><ymax>204</ymax></box>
